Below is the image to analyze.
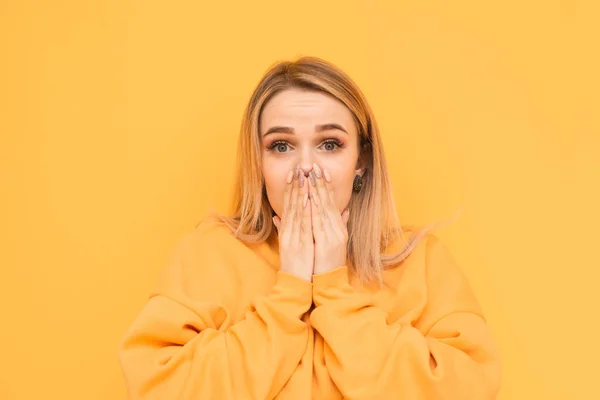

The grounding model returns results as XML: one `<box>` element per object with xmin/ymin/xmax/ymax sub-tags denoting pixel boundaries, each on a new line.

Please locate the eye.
<box><xmin>320</xmin><ymin>139</ymin><xmax>343</xmax><ymax>152</ymax></box>
<box><xmin>267</xmin><ymin>140</ymin><xmax>290</xmax><ymax>153</ymax></box>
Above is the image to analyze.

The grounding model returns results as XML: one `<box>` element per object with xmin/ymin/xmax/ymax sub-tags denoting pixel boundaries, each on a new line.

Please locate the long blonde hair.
<box><xmin>207</xmin><ymin>56</ymin><xmax>451</xmax><ymax>284</ymax></box>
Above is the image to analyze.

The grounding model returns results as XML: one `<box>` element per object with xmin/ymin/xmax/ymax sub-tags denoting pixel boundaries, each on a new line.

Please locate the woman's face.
<box><xmin>260</xmin><ymin>88</ymin><xmax>364</xmax><ymax>219</ymax></box>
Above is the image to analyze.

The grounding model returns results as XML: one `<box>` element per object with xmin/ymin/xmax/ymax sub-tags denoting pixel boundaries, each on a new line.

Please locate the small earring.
<box><xmin>352</xmin><ymin>174</ymin><xmax>363</xmax><ymax>192</ymax></box>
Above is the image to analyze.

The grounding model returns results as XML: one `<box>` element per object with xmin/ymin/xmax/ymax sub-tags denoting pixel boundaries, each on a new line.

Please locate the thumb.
<box><xmin>272</xmin><ymin>216</ymin><xmax>280</xmax><ymax>231</ymax></box>
<box><xmin>342</xmin><ymin>208</ymin><xmax>350</xmax><ymax>226</ymax></box>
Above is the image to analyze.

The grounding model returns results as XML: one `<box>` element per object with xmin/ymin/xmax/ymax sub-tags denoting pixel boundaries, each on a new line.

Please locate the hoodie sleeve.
<box><xmin>309</xmin><ymin>235</ymin><xmax>501</xmax><ymax>399</ymax></box>
<box><xmin>118</xmin><ymin>230</ymin><xmax>313</xmax><ymax>400</ymax></box>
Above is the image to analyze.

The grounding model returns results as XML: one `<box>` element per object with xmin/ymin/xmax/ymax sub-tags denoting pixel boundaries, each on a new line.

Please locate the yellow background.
<box><xmin>1</xmin><ymin>1</ymin><xmax>598</xmax><ymax>399</ymax></box>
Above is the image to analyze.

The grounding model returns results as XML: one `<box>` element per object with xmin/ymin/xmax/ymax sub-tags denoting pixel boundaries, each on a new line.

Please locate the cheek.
<box><xmin>329</xmin><ymin>167</ymin><xmax>356</xmax><ymax>211</ymax></box>
<box><xmin>262</xmin><ymin>162</ymin><xmax>287</xmax><ymax>216</ymax></box>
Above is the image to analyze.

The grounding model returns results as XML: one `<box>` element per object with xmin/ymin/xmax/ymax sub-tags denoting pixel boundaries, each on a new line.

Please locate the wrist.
<box><xmin>280</xmin><ymin>267</ymin><xmax>313</xmax><ymax>283</ymax></box>
<box><xmin>313</xmin><ymin>262</ymin><xmax>344</xmax><ymax>276</ymax></box>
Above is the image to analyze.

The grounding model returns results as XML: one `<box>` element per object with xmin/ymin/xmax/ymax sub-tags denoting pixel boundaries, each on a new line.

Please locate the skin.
<box><xmin>260</xmin><ymin>88</ymin><xmax>365</xmax><ymax>279</ymax></box>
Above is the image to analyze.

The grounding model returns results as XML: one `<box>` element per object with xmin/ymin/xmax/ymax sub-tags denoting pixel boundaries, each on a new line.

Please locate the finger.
<box><xmin>300</xmin><ymin>174</ymin><xmax>312</xmax><ymax>244</ymax></box>
<box><xmin>311</xmin><ymin>164</ymin><xmax>345</xmax><ymax>241</ymax></box>
<box><xmin>312</xmin><ymin>163</ymin><xmax>335</xmax><ymax>211</ymax></box>
<box><xmin>283</xmin><ymin>166</ymin><xmax>298</xmax><ymax>218</ymax></box>
<box><xmin>281</xmin><ymin>168</ymin><xmax>294</xmax><ymax>221</ymax></box>
<box><xmin>311</xmin><ymin>163</ymin><xmax>336</xmax><ymax>227</ymax></box>
<box><xmin>318</xmin><ymin>165</ymin><xmax>344</xmax><ymax>229</ymax></box>
<box><xmin>310</xmin><ymin>188</ymin><xmax>326</xmax><ymax>243</ymax></box>
<box><xmin>291</xmin><ymin>170</ymin><xmax>305</xmax><ymax>241</ymax></box>
<box><xmin>322</xmin><ymin>168</ymin><xmax>337</xmax><ymax>206</ymax></box>
<box><xmin>283</xmin><ymin>165</ymin><xmax>300</xmax><ymax>232</ymax></box>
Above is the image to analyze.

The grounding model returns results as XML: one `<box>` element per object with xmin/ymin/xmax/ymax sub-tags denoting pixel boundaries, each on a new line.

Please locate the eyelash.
<box><xmin>267</xmin><ymin>139</ymin><xmax>344</xmax><ymax>153</ymax></box>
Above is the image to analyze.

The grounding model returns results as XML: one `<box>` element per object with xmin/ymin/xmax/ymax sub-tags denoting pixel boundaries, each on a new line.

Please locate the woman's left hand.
<box><xmin>309</xmin><ymin>163</ymin><xmax>351</xmax><ymax>275</ymax></box>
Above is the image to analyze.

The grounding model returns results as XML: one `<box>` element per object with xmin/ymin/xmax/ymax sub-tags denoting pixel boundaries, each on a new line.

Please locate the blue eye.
<box><xmin>268</xmin><ymin>140</ymin><xmax>290</xmax><ymax>153</ymax></box>
<box><xmin>321</xmin><ymin>139</ymin><xmax>343</xmax><ymax>152</ymax></box>
<box><xmin>267</xmin><ymin>139</ymin><xmax>344</xmax><ymax>153</ymax></box>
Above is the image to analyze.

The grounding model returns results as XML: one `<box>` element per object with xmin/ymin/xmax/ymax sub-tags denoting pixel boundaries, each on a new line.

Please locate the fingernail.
<box><xmin>312</xmin><ymin>163</ymin><xmax>322</xmax><ymax>178</ymax></box>
<box><xmin>303</xmin><ymin>193</ymin><xmax>309</xmax><ymax>208</ymax></box>
<box><xmin>295</xmin><ymin>164</ymin><xmax>301</xmax><ymax>178</ymax></box>
<box><xmin>323</xmin><ymin>169</ymin><xmax>332</xmax><ymax>183</ymax></box>
<box><xmin>286</xmin><ymin>169</ymin><xmax>294</xmax><ymax>184</ymax></box>
<box><xmin>308</xmin><ymin>171</ymin><xmax>316</xmax><ymax>186</ymax></box>
<box><xmin>299</xmin><ymin>173</ymin><xmax>305</xmax><ymax>187</ymax></box>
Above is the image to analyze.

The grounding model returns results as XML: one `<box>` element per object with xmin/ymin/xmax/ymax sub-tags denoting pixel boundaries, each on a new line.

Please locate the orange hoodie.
<box><xmin>118</xmin><ymin>219</ymin><xmax>501</xmax><ymax>399</ymax></box>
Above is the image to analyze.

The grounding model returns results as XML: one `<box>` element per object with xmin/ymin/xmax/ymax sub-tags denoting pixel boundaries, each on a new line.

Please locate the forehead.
<box><xmin>260</xmin><ymin>89</ymin><xmax>355</xmax><ymax>128</ymax></box>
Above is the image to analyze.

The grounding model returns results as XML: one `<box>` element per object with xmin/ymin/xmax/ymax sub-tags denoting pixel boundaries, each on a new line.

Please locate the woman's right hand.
<box><xmin>272</xmin><ymin>166</ymin><xmax>314</xmax><ymax>282</ymax></box>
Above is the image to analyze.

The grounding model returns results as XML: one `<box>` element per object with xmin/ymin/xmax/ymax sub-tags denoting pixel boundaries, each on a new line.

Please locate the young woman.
<box><xmin>118</xmin><ymin>56</ymin><xmax>501</xmax><ymax>399</ymax></box>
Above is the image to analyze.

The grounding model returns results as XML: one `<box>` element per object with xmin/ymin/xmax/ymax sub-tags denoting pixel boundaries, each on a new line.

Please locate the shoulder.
<box><xmin>384</xmin><ymin>226</ymin><xmax>466</xmax><ymax>279</ymax></box>
<box><xmin>383</xmin><ymin>225</ymin><xmax>443</xmax><ymax>260</ymax></box>
<box><xmin>172</xmin><ymin>217</ymin><xmax>239</xmax><ymax>260</ymax></box>
<box><xmin>152</xmin><ymin>218</ymin><xmax>242</xmax><ymax>296</ymax></box>
<box><xmin>406</xmin><ymin>231</ymin><xmax>481</xmax><ymax>313</ymax></box>
<box><xmin>404</xmin><ymin>229</ymin><xmax>463</xmax><ymax>274</ymax></box>
<box><xmin>382</xmin><ymin>229</ymin><xmax>483</xmax><ymax>320</ymax></box>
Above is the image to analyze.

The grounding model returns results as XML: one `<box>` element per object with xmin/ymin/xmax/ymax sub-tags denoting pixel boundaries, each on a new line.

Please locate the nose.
<box><xmin>299</xmin><ymin>164</ymin><xmax>313</xmax><ymax>178</ymax></box>
<box><xmin>298</xmin><ymin>151</ymin><xmax>314</xmax><ymax>177</ymax></box>
<box><xmin>298</xmin><ymin>161</ymin><xmax>314</xmax><ymax>178</ymax></box>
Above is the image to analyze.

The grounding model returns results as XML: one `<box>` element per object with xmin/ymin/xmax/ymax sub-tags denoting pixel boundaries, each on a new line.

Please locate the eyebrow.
<box><xmin>262</xmin><ymin>123</ymin><xmax>348</xmax><ymax>136</ymax></box>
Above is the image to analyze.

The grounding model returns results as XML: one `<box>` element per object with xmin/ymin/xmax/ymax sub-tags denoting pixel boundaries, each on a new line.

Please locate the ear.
<box><xmin>354</xmin><ymin>166</ymin><xmax>366</xmax><ymax>177</ymax></box>
<box><xmin>354</xmin><ymin>151</ymin><xmax>367</xmax><ymax>177</ymax></box>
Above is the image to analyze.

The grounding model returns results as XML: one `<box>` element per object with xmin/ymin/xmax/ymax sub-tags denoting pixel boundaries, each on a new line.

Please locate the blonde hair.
<box><xmin>207</xmin><ymin>56</ymin><xmax>453</xmax><ymax>284</ymax></box>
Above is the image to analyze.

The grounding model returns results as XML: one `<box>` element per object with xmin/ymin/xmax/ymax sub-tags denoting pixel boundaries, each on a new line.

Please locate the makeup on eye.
<box><xmin>265</xmin><ymin>138</ymin><xmax>345</xmax><ymax>153</ymax></box>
